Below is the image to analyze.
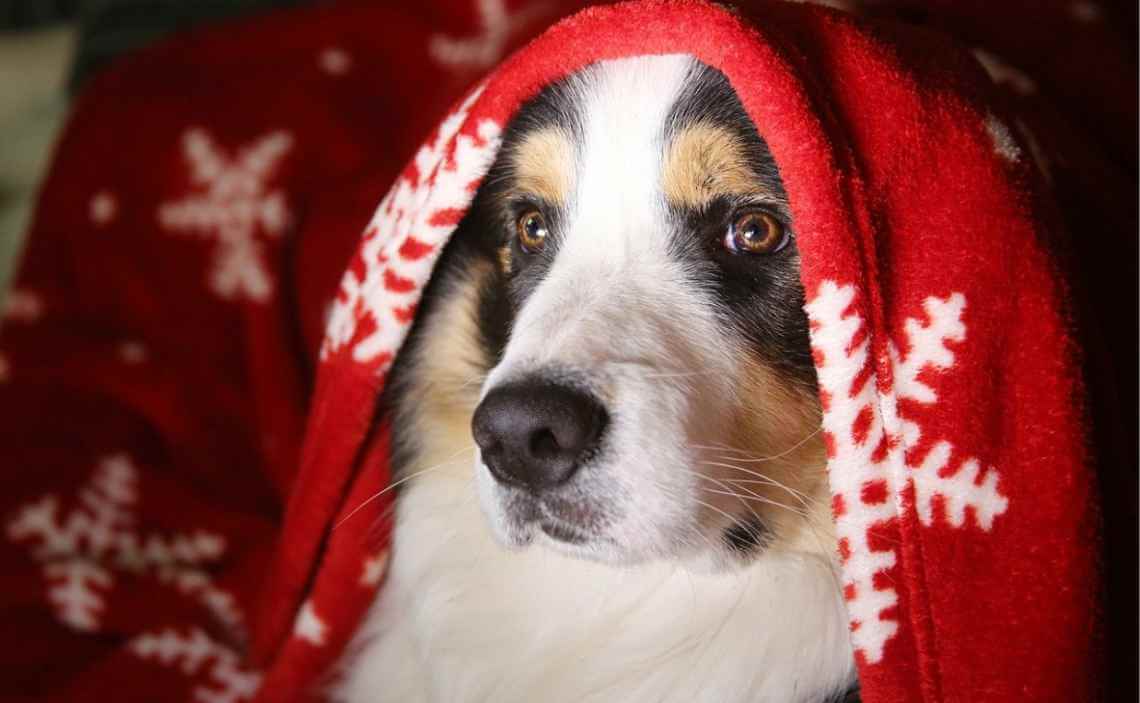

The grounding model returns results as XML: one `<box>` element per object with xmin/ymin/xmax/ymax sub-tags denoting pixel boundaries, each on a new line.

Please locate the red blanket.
<box><xmin>2</xmin><ymin>1</ymin><xmax>1133</xmax><ymax>701</ymax></box>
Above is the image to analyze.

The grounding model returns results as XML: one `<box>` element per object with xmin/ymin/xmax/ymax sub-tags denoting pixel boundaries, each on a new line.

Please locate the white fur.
<box><xmin>335</xmin><ymin>56</ymin><xmax>856</xmax><ymax>703</ymax></box>
<box><xmin>337</xmin><ymin>457</ymin><xmax>854</xmax><ymax>703</ymax></box>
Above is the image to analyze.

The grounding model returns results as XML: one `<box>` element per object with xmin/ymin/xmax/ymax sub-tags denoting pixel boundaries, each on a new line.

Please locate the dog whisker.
<box><xmin>334</xmin><ymin>444</ymin><xmax>476</xmax><ymax>531</ymax></box>
<box><xmin>685</xmin><ymin>473</ymin><xmax>770</xmax><ymax>538</ymax></box>
<box><xmin>721</xmin><ymin>428</ymin><xmax>822</xmax><ymax>463</ymax></box>
<box><xmin>687</xmin><ymin>426</ymin><xmax>822</xmax><ymax>464</ymax></box>
<box><xmin>641</xmin><ymin>370</ymin><xmax>718</xmax><ymax>380</ymax></box>
<box><xmin>722</xmin><ymin>476</ymin><xmax>820</xmax><ymax>507</ymax></box>
<box><xmin>698</xmin><ymin>487</ymin><xmax>809</xmax><ymax>519</ymax></box>
<box><xmin>698</xmin><ymin>460</ymin><xmax>815</xmax><ymax>508</ymax></box>
<box><xmin>691</xmin><ymin>496</ymin><xmax>753</xmax><ymax>532</ymax></box>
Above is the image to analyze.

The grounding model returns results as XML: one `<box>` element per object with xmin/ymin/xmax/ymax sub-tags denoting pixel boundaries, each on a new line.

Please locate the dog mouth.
<box><xmin>538</xmin><ymin>517</ymin><xmax>590</xmax><ymax>544</ymax></box>
<box><xmin>486</xmin><ymin>451</ymin><xmax>785</xmax><ymax>562</ymax></box>
<box><xmin>492</xmin><ymin>482</ymin><xmax>613</xmax><ymax>548</ymax></box>
<box><xmin>533</xmin><ymin>494</ymin><xmax>605</xmax><ymax>545</ymax></box>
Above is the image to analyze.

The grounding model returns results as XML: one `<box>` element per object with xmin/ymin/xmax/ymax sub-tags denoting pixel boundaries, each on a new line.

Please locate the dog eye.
<box><xmin>723</xmin><ymin>210</ymin><xmax>787</xmax><ymax>255</ymax></box>
<box><xmin>516</xmin><ymin>210</ymin><xmax>549</xmax><ymax>253</ymax></box>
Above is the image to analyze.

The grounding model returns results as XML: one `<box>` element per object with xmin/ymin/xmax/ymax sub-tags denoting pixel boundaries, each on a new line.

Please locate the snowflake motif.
<box><xmin>319</xmin><ymin>47</ymin><xmax>352</xmax><ymax>75</ymax></box>
<box><xmin>429</xmin><ymin>0</ymin><xmax>552</xmax><ymax>71</ymax></box>
<box><xmin>119</xmin><ymin>340</ymin><xmax>148</xmax><ymax>364</ymax></box>
<box><xmin>4</xmin><ymin>288</ymin><xmax>44</xmax><ymax>322</ymax></box>
<box><xmin>360</xmin><ymin>550</ymin><xmax>390</xmax><ymax>587</ymax></box>
<box><xmin>90</xmin><ymin>190</ymin><xmax>117</xmax><ymax>226</ymax></box>
<box><xmin>806</xmin><ymin>281</ymin><xmax>1008</xmax><ymax>665</ymax></box>
<box><xmin>158</xmin><ymin>128</ymin><xmax>293</xmax><ymax>304</ymax></box>
<box><xmin>984</xmin><ymin>114</ymin><xmax>1022</xmax><ymax>163</ymax></box>
<box><xmin>6</xmin><ymin>454</ymin><xmax>242</xmax><ymax>638</ymax></box>
<box><xmin>321</xmin><ymin>86</ymin><xmax>501</xmax><ymax>371</ymax></box>
<box><xmin>130</xmin><ymin>628</ymin><xmax>261</xmax><ymax>703</ymax></box>
<box><xmin>292</xmin><ymin>599</ymin><xmax>327</xmax><ymax>646</ymax></box>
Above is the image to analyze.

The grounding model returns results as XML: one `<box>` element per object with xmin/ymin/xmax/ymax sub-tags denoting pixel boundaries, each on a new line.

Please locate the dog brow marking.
<box><xmin>662</xmin><ymin>123</ymin><xmax>765</xmax><ymax>208</ymax></box>
<box><xmin>509</xmin><ymin>127</ymin><xmax>574</xmax><ymax>206</ymax></box>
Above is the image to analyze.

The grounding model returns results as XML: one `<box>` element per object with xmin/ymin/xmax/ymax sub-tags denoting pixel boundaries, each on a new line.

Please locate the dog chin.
<box><xmin>474</xmin><ymin>461</ymin><xmax>674</xmax><ymax>565</ymax></box>
<box><xmin>474</xmin><ymin>461</ymin><xmax>735</xmax><ymax>569</ymax></box>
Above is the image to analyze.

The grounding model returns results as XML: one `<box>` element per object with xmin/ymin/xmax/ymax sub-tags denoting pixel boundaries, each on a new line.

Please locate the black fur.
<box><xmin>482</xmin><ymin>76</ymin><xmax>583</xmax><ymax>308</ymax></box>
<box><xmin>722</xmin><ymin>516</ymin><xmax>771</xmax><ymax>554</ymax></box>
<box><xmin>666</xmin><ymin>62</ymin><xmax>816</xmax><ymax>388</ymax></box>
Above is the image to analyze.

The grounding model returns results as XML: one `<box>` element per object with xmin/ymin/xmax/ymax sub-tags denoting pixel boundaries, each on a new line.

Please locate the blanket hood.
<box><xmin>254</xmin><ymin>2</ymin><xmax>1101</xmax><ymax>700</ymax></box>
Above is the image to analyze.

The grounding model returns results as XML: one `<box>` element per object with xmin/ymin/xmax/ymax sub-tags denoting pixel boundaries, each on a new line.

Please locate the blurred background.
<box><xmin>0</xmin><ymin>0</ymin><xmax>313</xmax><ymax>301</ymax></box>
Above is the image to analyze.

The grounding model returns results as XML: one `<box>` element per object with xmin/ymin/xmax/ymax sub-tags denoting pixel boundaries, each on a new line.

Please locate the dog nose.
<box><xmin>472</xmin><ymin>380</ymin><xmax>607</xmax><ymax>490</ymax></box>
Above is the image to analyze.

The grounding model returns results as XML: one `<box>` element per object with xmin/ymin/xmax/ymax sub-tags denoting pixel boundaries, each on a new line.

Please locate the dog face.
<box><xmin>390</xmin><ymin>55</ymin><xmax>829</xmax><ymax>569</ymax></box>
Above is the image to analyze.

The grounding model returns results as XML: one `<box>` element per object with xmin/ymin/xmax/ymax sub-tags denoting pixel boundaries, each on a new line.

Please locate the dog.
<box><xmin>334</xmin><ymin>54</ymin><xmax>858</xmax><ymax>703</ymax></box>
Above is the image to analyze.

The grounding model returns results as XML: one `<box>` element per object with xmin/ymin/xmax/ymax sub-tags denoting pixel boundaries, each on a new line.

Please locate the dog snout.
<box><xmin>472</xmin><ymin>380</ymin><xmax>607</xmax><ymax>491</ymax></box>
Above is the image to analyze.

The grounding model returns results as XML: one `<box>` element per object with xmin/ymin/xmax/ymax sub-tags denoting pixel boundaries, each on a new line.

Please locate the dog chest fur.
<box><xmin>335</xmin><ymin>459</ymin><xmax>854</xmax><ymax>703</ymax></box>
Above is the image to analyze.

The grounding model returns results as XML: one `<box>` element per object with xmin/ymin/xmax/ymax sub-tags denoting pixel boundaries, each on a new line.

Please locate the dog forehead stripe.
<box><xmin>509</xmin><ymin>127</ymin><xmax>574</xmax><ymax>206</ymax></box>
<box><xmin>662</xmin><ymin>123</ymin><xmax>763</xmax><ymax>208</ymax></box>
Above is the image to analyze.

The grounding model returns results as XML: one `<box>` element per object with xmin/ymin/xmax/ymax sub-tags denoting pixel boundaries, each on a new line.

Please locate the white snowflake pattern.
<box><xmin>130</xmin><ymin>628</ymin><xmax>261</xmax><ymax>703</ymax></box>
<box><xmin>319</xmin><ymin>47</ymin><xmax>352</xmax><ymax>75</ymax></box>
<box><xmin>360</xmin><ymin>550</ymin><xmax>390</xmax><ymax>587</ymax></box>
<box><xmin>321</xmin><ymin>86</ymin><xmax>501</xmax><ymax>371</ymax></box>
<box><xmin>429</xmin><ymin>0</ymin><xmax>551</xmax><ymax>71</ymax></box>
<box><xmin>969</xmin><ymin>51</ymin><xmax>1052</xmax><ymax>181</ymax></box>
<box><xmin>158</xmin><ymin>128</ymin><xmax>293</xmax><ymax>303</ymax></box>
<box><xmin>119</xmin><ymin>340</ymin><xmax>148</xmax><ymax>364</ymax></box>
<box><xmin>6</xmin><ymin>454</ymin><xmax>242</xmax><ymax>638</ymax></box>
<box><xmin>984</xmin><ymin>114</ymin><xmax>1022</xmax><ymax>163</ymax></box>
<box><xmin>4</xmin><ymin>288</ymin><xmax>44</xmax><ymax>322</ymax></box>
<box><xmin>292</xmin><ymin>599</ymin><xmax>327</xmax><ymax>646</ymax></box>
<box><xmin>90</xmin><ymin>190</ymin><xmax>117</xmax><ymax>226</ymax></box>
<box><xmin>806</xmin><ymin>281</ymin><xmax>1008</xmax><ymax>665</ymax></box>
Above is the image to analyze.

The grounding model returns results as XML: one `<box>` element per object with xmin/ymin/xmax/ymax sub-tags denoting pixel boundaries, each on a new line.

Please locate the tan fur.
<box><xmin>663</xmin><ymin>126</ymin><xmax>823</xmax><ymax>551</ymax></box>
<box><xmin>509</xmin><ymin>128</ymin><xmax>574</xmax><ymax>205</ymax></box>
<box><xmin>704</xmin><ymin>355</ymin><xmax>832</xmax><ymax>554</ymax></box>
<box><xmin>403</xmin><ymin>260</ymin><xmax>495</xmax><ymax>473</ymax></box>
<box><xmin>662</xmin><ymin>123</ymin><xmax>768</xmax><ymax>208</ymax></box>
<box><xmin>497</xmin><ymin>245</ymin><xmax>512</xmax><ymax>274</ymax></box>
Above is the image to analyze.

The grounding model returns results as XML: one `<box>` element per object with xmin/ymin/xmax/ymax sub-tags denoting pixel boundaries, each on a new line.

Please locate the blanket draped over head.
<box><xmin>2</xmin><ymin>1</ymin><xmax>1133</xmax><ymax>701</ymax></box>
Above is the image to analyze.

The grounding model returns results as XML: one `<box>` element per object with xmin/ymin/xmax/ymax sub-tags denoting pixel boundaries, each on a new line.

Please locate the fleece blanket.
<box><xmin>2</xmin><ymin>1</ymin><xmax>1133</xmax><ymax>701</ymax></box>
